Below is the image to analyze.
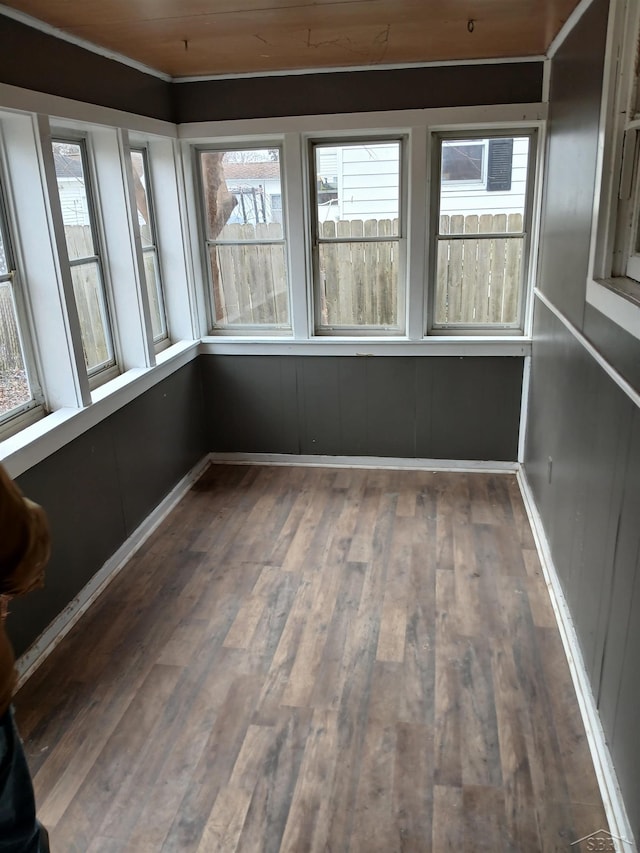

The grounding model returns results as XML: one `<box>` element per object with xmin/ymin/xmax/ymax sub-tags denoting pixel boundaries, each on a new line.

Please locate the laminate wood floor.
<box><xmin>13</xmin><ymin>464</ymin><xmax>609</xmax><ymax>852</ymax></box>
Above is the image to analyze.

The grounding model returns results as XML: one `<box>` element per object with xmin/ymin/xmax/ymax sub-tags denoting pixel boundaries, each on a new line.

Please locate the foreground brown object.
<box><xmin>14</xmin><ymin>465</ymin><xmax>608</xmax><ymax>851</ymax></box>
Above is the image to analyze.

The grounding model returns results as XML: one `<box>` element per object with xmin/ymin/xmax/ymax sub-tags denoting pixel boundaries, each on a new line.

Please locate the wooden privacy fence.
<box><xmin>0</xmin><ymin>283</ymin><xmax>23</xmax><ymax>373</ymax></box>
<box><xmin>436</xmin><ymin>213</ymin><xmax>523</xmax><ymax>325</ymax></box>
<box><xmin>319</xmin><ymin>219</ymin><xmax>397</xmax><ymax>326</ymax></box>
<box><xmin>214</xmin><ymin>223</ymin><xmax>289</xmax><ymax>325</ymax></box>
<box><xmin>212</xmin><ymin>215</ymin><xmax>523</xmax><ymax>327</ymax></box>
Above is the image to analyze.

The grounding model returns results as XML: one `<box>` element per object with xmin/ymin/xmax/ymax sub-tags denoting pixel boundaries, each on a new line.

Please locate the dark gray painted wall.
<box><xmin>525</xmin><ymin>0</ymin><xmax>640</xmax><ymax>842</ymax></box>
<box><xmin>175</xmin><ymin>62</ymin><xmax>543</xmax><ymax>122</ymax></box>
<box><xmin>202</xmin><ymin>354</ymin><xmax>523</xmax><ymax>461</ymax></box>
<box><xmin>0</xmin><ymin>15</ymin><xmax>542</xmax><ymax>127</ymax></box>
<box><xmin>535</xmin><ymin>0</ymin><xmax>609</xmax><ymax>328</ymax></box>
<box><xmin>0</xmin><ymin>15</ymin><xmax>173</xmax><ymax>121</ymax></box>
<box><xmin>6</xmin><ymin>360</ymin><xmax>206</xmax><ymax>658</ymax></box>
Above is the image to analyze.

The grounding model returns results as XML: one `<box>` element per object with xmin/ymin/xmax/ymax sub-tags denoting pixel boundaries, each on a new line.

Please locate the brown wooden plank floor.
<box><xmin>13</xmin><ymin>464</ymin><xmax>609</xmax><ymax>852</ymax></box>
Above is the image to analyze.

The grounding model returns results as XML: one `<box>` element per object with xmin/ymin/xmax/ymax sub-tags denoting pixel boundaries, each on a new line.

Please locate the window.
<box><xmin>311</xmin><ymin>139</ymin><xmax>403</xmax><ymax>333</ymax></box>
<box><xmin>130</xmin><ymin>148</ymin><xmax>168</xmax><ymax>344</ymax></box>
<box><xmin>430</xmin><ymin>132</ymin><xmax>536</xmax><ymax>332</ymax></box>
<box><xmin>587</xmin><ymin>0</ymin><xmax>640</xmax><ymax>339</ymax></box>
<box><xmin>611</xmin><ymin>3</ymin><xmax>640</xmax><ymax>292</ymax></box>
<box><xmin>0</xmin><ymin>180</ymin><xmax>40</xmax><ymax>427</ymax></box>
<box><xmin>442</xmin><ymin>141</ymin><xmax>485</xmax><ymax>183</ymax></box>
<box><xmin>52</xmin><ymin>139</ymin><xmax>115</xmax><ymax>374</ymax></box>
<box><xmin>198</xmin><ymin>147</ymin><xmax>290</xmax><ymax>331</ymax></box>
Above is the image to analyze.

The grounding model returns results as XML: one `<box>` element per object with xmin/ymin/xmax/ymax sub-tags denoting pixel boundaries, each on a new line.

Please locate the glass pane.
<box><xmin>52</xmin><ymin>141</ymin><xmax>96</xmax><ymax>260</ymax></box>
<box><xmin>435</xmin><ymin>235</ymin><xmax>523</xmax><ymax>325</ymax></box>
<box><xmin>200</xmin><ymin>149</ymin><xmax>283</xmax><ymax>241</ymax></box>
<box><xmin>315</xmin><ymin>142</ymin><xmax>400</xmax><ymax>230</ymax></box>
<box><xmin>142</xmin><ymin>251</ymin><xmax>167</xmax><ymax>341</ymax></box>
<box><xmin>318</xmin><ymin>239</ymin><xmax>399</xmax><ymax>327</ymax></box>
<box><xmin>0</xmin><ymin>281</ymin><xmax>31</xmax><ymax>417</ymax></box>
<box><xmin>0</xmin><ymin>226</ymin><xmax>8</xmax><ymax>276</ymax></box>
<box><xmin>70</xmin><ymin>262</ymin><xmax>112</xmax><ymax>371</ymax></box>
<box><xmin>208</xmin><ymin>243</ymin><xmax>289</xmax><ymax>326</ymax></box>
<box><xmin>439</xmin><ymin>137</ymin><xmax>530</xmax><ymax>236</ymax></box>
<box><xmin>130</xmin><ymin>150</ymin><xmax>154</xmax><ymax>249</ymax></box>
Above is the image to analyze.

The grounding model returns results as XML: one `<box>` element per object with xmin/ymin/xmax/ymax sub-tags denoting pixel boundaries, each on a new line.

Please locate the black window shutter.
<box><xmin>487</xmin><ymin>138</ymin><xmax>513</xmax><ymax>192</ymax></box>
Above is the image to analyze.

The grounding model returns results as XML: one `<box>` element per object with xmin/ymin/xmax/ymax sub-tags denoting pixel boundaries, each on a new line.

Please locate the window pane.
<box><xmin>0</xmin><ymin>228</ymin><xmax>8</xmax><ymax>276</ymax></box>
<box><xmin>52</xmin><ymin>141</ymin><xmax>96</xmax><ymax>260</ymax></box>
<box><xmin>435</xmin><ymin>233</ymin><xmax>523</xmax><ymax>324</ymax></box>
<box><xmin>319</xmin><ymin>239</ymin><xmax>398</xmax><ymax>327</ymax></box>
<box><xmin>439</xmin><ymin>137</ymin><xmax>529</xmax><ymax>234</ymax></box>
<box><xmin>208</xmin><ymin>243</ymin><xmax>289</xmax><ymax>326</ymax></box>
<box><xmin>435</xmin><ymin>136</ymin><xmax>530</xmax><ymax>327</ymax></box>
<box><xmin>0</xmin><ymin>281</ymin><xmax>31</xmax><ymax>417</ymax></box>
<box><xmin>130</xmin><ymin>150</ymin><xmax>154</xmax><ymax>249</ymax></box>
<box><xmin>142</xmin><ymin>251</ymin><xmax>166</xmax><ymax>340</ymax></box>
<box><xmin>200</xmin><ymin>149</ymin><xmax>283</xmax><ymax>240</ymax></box>
<box><xmin>70</xmin><ymin>262</ymin><xmax>112</xmax><ymax>371</ymax></box>
<box><xmin>442</xmin><ymin>142</ymin><xmax>484</xmax><ymax>182</ymax></box>
<box><xmin>315</xmin><ymin>142</ymin><xmax>400</xmax><ymax>230</ymax></box>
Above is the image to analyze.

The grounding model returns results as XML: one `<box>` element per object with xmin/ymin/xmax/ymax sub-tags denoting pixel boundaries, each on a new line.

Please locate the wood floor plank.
<box><xmin>9</xmin><ymin>465</ymin><xmax>610</xmax><ymax>852</ymax></box>
<box><xmin>432</xmin><ymin>784</ymin><xmax>464</xmax><ymax>850</ymax></box>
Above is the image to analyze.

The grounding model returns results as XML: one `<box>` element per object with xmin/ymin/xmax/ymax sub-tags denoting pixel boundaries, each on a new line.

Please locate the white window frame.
<box><xmin>180</xmin><ymin>105</ymin><xmax>545</xmax><ymax>353</ymax></box>
<box><xmin>441</xmin><ymin>139</ymin><xmax>488</xmax><ymax>188</ymax></box>
<box><xmin>128</xmin><ymin>144</ymin><xmax>169</xmax><ymax>350</ymax></box>
<box><xmin>50</xmin><ymin>132</ymin><xmax>119</xmax><ymax>384</ymax></box>
<box><xmin>194</xmin><ymin>143</ymin><xmax>292</xmax><ymax>335</ymax></box>
<box><xmin>0</xmin><ymin>170</ymin><xmax>44</xmax><ymax>437</ymax></box>
<box><xmin>428</xmin><ymin>128</ymin><xmax>538</xmax><ymax>335</ymax></box>
<box><xmin>587</xmin><ymin>0</ymin><xmax>640</xmax><ymax>340</ymax></box>
<box><xmin>309</xmin><ymin>135</ymin><xmax>406</xmax><ymax>336</ymax></box>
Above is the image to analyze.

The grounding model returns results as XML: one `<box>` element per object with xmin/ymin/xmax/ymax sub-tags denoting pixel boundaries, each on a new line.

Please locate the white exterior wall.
<box><xmin>57</xmin><ymin>177</ymin><xmax>90</xmax><ymax>226</ymax></box>
<box><xmin>315</xmin><ymin>137</ymin><xmax>529</xmax><ymax>223</ymax></box>
<box><xmin>440</xmin><ymin>137</ymin><xmax>529</xmax><ymax>218</ymax></box>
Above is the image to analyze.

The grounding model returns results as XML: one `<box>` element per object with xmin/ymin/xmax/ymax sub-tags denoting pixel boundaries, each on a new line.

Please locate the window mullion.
<box><xmin>284</xmin><ymin>132</ymin><xmax>310</xmax><ymax>339</ymax></box>
<box><xmin>407</xmin><ymin>125</ymin><xmax>427</xmax><ymax>340</ymax></box>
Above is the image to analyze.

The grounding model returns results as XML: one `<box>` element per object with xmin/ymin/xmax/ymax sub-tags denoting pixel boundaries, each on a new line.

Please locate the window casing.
<box><xmin>129</xmin><ymin>147</ymin><xmax>168</xmax><ymax>346</ymax></box>
<box><xmin>52</xmin><ymin>137</ymin><xmax>116</xmax><ymax>376</ymax></box>
<box><xmin>588</xmin><ymin>0</ymin><xmax>640</xmax><ymax>338</ymax></box>
<box><xmin>197</xmin><ymin>146</ymin><xmax>290</xmax><ymax>333</ymax></box>
<box><xmin>311</xmin><ymin>138</ymin><xmax>405</xmax><ymax>334</ymax></box>
<box><xmin>429</xmin><ymin>130</ymin><xmax>537</xmax><ymax>334</ymax></box>
<box><xmin>0</xmin><ymin>179</ymin><xmax>41</xmax><ymax>430</ymax></box>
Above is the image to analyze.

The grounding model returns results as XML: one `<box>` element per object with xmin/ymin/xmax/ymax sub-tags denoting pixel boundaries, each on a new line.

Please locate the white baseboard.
<box><xmin>517</xmin><ymin>467</ymin><xmax>636</xmax><ymax>852</ymax></box>
<box><xmin>15</xmin><ymin>455</ymin><xmax>211</xmax><ymax>688</ymax></box>
<box><xmin>208</xmin><ymin>451</ymin><xmax>519</xmax><ymax>474</ymax></box>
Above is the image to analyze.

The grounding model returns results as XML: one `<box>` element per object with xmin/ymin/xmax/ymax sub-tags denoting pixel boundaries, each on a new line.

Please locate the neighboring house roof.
<box><xmin>224</xmin><ymin>162</ymin><xmax>280</xmax><ymax>180</ymax></box>
<box><xmin>53</xmin><ymin>151</ymin><xmax>84</xmax><ymax>180</ymax></box>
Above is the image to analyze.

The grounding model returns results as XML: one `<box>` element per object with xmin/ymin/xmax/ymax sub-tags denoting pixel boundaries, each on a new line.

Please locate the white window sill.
<box><xmin>586</xmin><ymin>278</ymin><xmax>640</xmax><ymax>341</ymax></box>
<box><xmin>199</xmin><ymin>336</ymin><xmax>532</xmax><ymax>357</ymax></box>
<box><xmin>1</xmin><ymin>340</ymin><xmax>200</xmax><ymax>478</ymax></box>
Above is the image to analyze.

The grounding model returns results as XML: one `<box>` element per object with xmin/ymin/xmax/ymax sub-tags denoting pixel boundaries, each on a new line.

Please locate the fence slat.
<box><xmin>476</xmin><ymin>213</ymin><xmax>493</xmax><ymax>323</ymax></box>
<box><xmin>489</xmin><ymin>214</ymin><xmax>507</xmax><ymax>323</ymax></box>
<box><xmin>503</xmin><ymin>213</ymin><xmax>523</xmax><ymax>323</ymax></box>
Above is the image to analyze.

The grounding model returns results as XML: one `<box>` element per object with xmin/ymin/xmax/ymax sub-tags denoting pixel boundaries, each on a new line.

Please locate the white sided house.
<box><xmin>315</xmin><ymin>137</ymin><xmax>529</xmax><ymax>223</ymax></box>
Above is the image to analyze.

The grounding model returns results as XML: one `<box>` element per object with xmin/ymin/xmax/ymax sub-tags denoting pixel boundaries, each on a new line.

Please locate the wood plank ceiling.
<box><xmin>1</xmin><ymin>0</ymin><xmax>583</xmax><ymax>78</ymax></box>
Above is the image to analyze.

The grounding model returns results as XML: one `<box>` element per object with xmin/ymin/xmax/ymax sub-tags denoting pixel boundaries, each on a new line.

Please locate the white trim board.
<box><xmin>175</xmin><ymin>55</ymin><xmax>546</xmax><ymax>84</ymax></box>
<box><xmin>535</xmin><ymin>289</ymin><xmax>640</xmax><ymax>410</ymax></box>
<box><xmin>517</xmin><ymin>467</ymin><xmax>636</xmax><ymax>853</ymax></box>
<box><xmin>199</xmin><ymin>339</ymin><xmax>532</xmax><ymax>357</ymax></box>
<box><xmin>15</xmin><ymin>454</ymin><xmax>211</xmax><ymax>688</ymax></box>
<box><xmin>0</xmin><ymin>4</ymin><xmax>171</xmax><ymax>82</ymax></box>
<box><xmin>0</xmin><ymin>83</ymin><xmax>177</xmax><ymax>138</ymax></box>
<box><xmin>208</xmin><ymin>452</ymin><xmax>519</xmax><ymax>473</ymax></box>
<box><xmin>546</xmin><ymin>0</ymin><xmax>598</xmax><ymax>59</ymax></box>
<box><xmin>1</xmin><ymin>340</ymin><xmax>199</xmax><ymax>479</ymax></box>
